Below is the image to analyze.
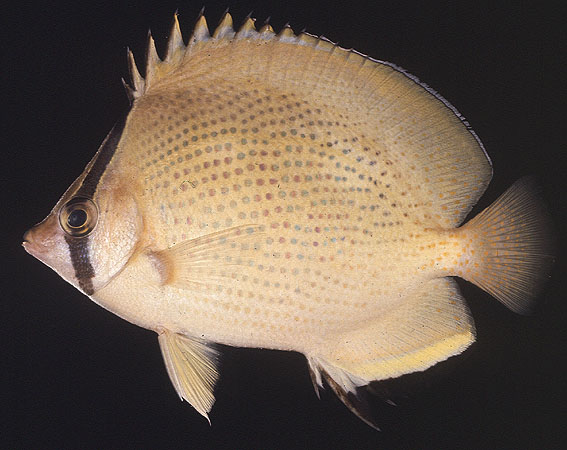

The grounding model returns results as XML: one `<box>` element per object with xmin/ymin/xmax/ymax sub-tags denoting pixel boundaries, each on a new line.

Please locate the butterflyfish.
<box><xmin>23</xmin><ymin>12</ymin><xmax>554</xmax><ymax>429</ymax></box>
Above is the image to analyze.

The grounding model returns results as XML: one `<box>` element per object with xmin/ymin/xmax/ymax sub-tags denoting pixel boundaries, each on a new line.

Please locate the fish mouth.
<box><xmin>22</xmin><ymin>227</ymin><xmax>40</xmax><ymax>258</ymax></box>
<box><xmin>22</xmin><ymin>228</ymin><xmax>32</xmax><ymax>244</ymax></box>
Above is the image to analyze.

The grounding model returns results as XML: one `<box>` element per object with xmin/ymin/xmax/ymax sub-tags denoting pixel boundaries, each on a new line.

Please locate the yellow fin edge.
<box><xmin>353</xmin><ymin>330</ymin><xmax>474</xmax><ymax>381</ymax></box>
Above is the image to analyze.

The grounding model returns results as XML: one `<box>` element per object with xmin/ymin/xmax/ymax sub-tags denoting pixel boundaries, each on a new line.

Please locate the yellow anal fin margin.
<box><xmin>306</xmin><ymin>278</ymin><xmax>474</xmax><ymax>428</ymax></box>
<box><xmin>157</xmin><ymin>328</ymin><xmax>220</xmax><ymax>422</ymax></box>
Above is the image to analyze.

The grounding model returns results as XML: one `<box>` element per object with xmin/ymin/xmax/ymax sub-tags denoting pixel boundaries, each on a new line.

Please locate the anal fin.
<box><xmin>327</xmin><ymin>277</ymin><xmax>474</xmax><ymax>382</ymax></box>
<box><xmin>157</xmin><ymin>328</ymin><xmax>220</xmax><ymax>422</ymax></box>
<box><xmin>306</xmin><ymin>278</ymin><xmax>474</xmax><ymax>429</ymax></box>
<box><xmin>308</xmin><ymin>357</ymin><xmax>381</xmax><ymax>430</ymax></box>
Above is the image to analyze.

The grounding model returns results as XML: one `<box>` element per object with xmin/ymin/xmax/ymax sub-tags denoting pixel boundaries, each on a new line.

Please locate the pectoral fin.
<box><xmin>149</xmin><ymin>224</ymin><xmax>263</xmax><ymax>290</ymax></box>
<box><xmin>157</xmin><ymin>328</ymin><xmax>220</xmax><ymax>422</ymax></box>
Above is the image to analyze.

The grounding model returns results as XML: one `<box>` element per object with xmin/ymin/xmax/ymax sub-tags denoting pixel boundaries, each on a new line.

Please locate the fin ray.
<box><xmin>308</xmin><ymin>278</ymin><xmax>474</xmax><ymax>384</ymax></box>
<box><xmin>157</xmin><ymin>328</ymin><xmax>220</xmax><ymax>421</ymax></box>
<box><xmin>125</xmin><ymin>13</ymin><xmax>490</xmax><ymax>227</ymax></box>
<box><xmin>149</xmin><ymin>224</ymin><xmax>264</xmax><ymax>289</ymax></box>
<box><xmin>307</xmin><ymin>358</ymin><xmax>380</xmax><ymax>430</ymax></box>
<box><xmin>461</xmin><ymin>177</ymin><xmax>555</xmax><ymax>313</ymax></box>
<box><xmin>321</xmin><ymin>368</ymin><xmax>381</xmax><ymax>431</ymax></box>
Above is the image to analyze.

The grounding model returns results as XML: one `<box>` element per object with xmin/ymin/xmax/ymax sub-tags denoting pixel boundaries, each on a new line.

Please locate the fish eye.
<box><xmin>68</xmin><ymin>208</ymin><xmax>87</xmax><ymax>228</ymax></box>
<box><xmin>59</xmin><ymin>197</ymin><xmax>98</xmax><ymax>237</ymax></box>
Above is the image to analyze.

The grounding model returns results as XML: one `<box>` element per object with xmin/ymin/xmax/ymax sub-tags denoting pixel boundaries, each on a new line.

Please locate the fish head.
<box><xmin>23</xmin><ymin>133</ymin><xmax>144</xmax><ymax>296</ymax></box>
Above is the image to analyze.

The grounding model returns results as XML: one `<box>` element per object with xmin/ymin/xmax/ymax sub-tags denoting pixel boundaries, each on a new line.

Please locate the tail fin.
<box><xmin>462</xmin><ymin>177</ymin><xmax>555</xmax><ymax>314</ymax></box>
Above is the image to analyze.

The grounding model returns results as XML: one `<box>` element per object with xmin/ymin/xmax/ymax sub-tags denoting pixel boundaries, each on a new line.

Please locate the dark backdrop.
<box><xmin>3</xmin><ymin>1</ymin><xmax>565</xmax><ymax>448</ymax></box>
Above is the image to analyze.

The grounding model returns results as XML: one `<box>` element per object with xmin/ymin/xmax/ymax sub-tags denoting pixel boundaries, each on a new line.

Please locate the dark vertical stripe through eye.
<box><xmin>65</xmin><ymin>234</ymin><xmax>95</xmax><ymax>295</ymax></box>
<box><xmin>66</xmin><ymin>110</ymin><xmax>129</xmax><ymax>294</ymax></box>
<box><xmin>77</xmin><ymin>112</ymin><xmax>129</xmax><ymax>198</ymax></box>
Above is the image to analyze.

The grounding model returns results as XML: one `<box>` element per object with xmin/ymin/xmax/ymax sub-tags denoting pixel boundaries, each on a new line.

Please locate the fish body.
<box><xmin>23</xmin><ymin>13</ymin><xmax>553</xmax><ymax>428</ymax></box>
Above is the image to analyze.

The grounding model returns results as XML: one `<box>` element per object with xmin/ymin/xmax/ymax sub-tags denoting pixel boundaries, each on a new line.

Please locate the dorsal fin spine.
<box><xmin>213</xmin><ymin>12</ymin><xmax>235</xmax><ymax>39</ymax></box>
<box><xmin>259</xmin><ymin>23</ymin><xmax>275</xmax><ymax>36</ymax></box>
<box><xmin>125</xmin><ymin>13</ymin><xmax>362</xmax><ymax>101</ymax></box>
<box><xmin>297</xmin><ymin>35</ymin><xmax>338</xmax><ymax>92</ymax></box>
<box><xmin>315</xmin><ymin>35</ymin><xmax>336</xmax><ymax>51</ymax></box>
<box><xmin>144</xmin><ymin>32</ymin><xmax>160</xmax><ymax>87</ymax></box>
<box><xmin>126</xmin><ymin>13</ymin><xmax>352</xmax><ymax>99</ymax></box>
<box><xmin>126</xmin><ymin>47</ymin><xmax>145</xmax><ymax>98</ymax></box>
<box><xmin>191</xmin><ymin>15</ymin><xmax>210</xmax><ymax>44</ymax></box>
<box><xmin>165</xmin><ymin>13</ymin><xmax>185</xmax><ymax>62</ymax></box>
<box><xmin>277</xmin><ymin>25</ymin><xmax>296</xmax><ymax>42</ymax></box>
<box><xmin>121</xmin><ymin>77</ymin><xmax>135</xmax><ymax>102</ymax></box>
<box><xmin>297</xmin><ymin>32</ymin><xmax>318</xmax><ymax>47</ymax></box>
<box><xmin>236</xmin><ymin>17</ymin><xmax>257</xmax><ymax>39</ymax></box>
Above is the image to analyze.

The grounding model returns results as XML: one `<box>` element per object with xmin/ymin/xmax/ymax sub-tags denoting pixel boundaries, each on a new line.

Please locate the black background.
<box><xmin>3</xmin><ymin>1</ymin><xmax>565</xmax><ymax>448</ymax></box>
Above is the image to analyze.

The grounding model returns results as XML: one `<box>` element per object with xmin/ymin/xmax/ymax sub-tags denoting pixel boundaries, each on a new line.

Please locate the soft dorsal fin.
<box><xmin>157</xmin><ymin>328</ymin><xmax>220</xmax><ymax>422</ymax></box>
<box><xmin>124</xmin><ymin>12</ymin><xmax>492</xmax><ymax>226</ymax></box>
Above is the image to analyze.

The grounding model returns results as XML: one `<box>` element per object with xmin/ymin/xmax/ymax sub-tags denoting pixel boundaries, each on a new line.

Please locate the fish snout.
<box><xmin>22</xmin><ymin>226</ymin><xmax>43</xmax><ymax>257</ymax></box>
<box><xmin>22</xmin><ymin>228</ymin><xmax>32</xmax><ymax>248</ymax></box>
<box><xmin>22</xmin><ymin>215</ymin><xmax>59</xmax><ymax>259</ymax></box>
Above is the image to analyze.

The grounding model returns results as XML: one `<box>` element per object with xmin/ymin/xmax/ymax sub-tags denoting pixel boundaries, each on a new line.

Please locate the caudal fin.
<box><xmin>462</xmin><ymin>177</ymin><xmax>555</xmax><ymax>314</ymax></box>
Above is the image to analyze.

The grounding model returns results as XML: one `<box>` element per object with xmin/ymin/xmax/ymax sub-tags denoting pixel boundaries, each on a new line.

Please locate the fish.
<box><xmin>22</xmin><ymin>12</ymin><xmax>554</xmax><ymax>429</ymax></box>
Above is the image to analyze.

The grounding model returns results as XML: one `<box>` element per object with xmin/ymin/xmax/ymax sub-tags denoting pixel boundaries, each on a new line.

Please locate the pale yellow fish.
<box><xmin>23</xmin><ymin>13</ymin><xmax>554</xmax><ymax>429</ymax></box>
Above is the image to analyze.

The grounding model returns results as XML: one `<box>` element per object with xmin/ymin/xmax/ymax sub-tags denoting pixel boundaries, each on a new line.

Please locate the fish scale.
<box><xmin>124</xmin><ymin>86</ymin><xmax>435</xmax><ymax>338</ymax></box>
<box><xmin>23</xmin><ymin>12</ymin><xmax>554</xmax><ymax>428</ymax></box>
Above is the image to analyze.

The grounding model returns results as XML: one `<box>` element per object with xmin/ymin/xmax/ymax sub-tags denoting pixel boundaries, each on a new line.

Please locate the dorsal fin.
<box><xmin>125</xmin><ymin>12</ymin><xmax>338</xmax><ymax>98</ymax></box>
<box><xmin>124</xmin><ymin>12</ymin><xmax>491</xmax><ymax>224</ymax></box>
